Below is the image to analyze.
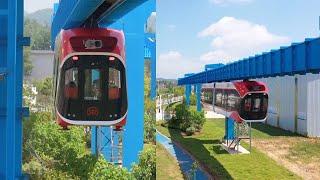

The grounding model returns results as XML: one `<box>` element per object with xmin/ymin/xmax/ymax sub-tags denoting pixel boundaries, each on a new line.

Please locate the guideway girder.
<box><xmin>179</xmin><ymin>38</ymin><xmax>320</xmax><ymax>85</ymax></box>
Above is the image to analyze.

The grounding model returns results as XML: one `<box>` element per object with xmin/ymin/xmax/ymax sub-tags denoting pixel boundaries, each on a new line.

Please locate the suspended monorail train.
<box><xmin>53</xmin><ymin>28</ymin><xmax>127</xmax><ymax>129</ymax></box>
<box><xmin>202</xmin><ymin>81</ymin><xmax>269</xmax><ymax>123</ymax></box>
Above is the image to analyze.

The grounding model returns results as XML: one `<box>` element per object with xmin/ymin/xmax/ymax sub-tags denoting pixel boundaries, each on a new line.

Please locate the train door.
<box><xmin>81</xmin><ymin>56</ymin><xmax>107</xmax><ymax>121</ymax></box>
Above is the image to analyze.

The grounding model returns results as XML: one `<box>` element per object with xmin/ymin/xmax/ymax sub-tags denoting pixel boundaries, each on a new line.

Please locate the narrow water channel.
<box><xmin>156</xmin><ymin>131</ymin><xmax>211</xmax><ymax>180</ymax></box>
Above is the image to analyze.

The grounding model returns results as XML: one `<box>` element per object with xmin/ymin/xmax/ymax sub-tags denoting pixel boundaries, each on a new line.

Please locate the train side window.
<box><xmin>215</xmin><ymin>90</ymin><xmax>222</xmax><ymax>106</ymax></box>
<box><xmin>64</xmin><ymin>68</ymin><xmax>78</xmax><ymax>99</ymax></box>
<box><xmin>84</xmin><ymin>69</ymin><xmax>101</xmax><ymax>100</ymax></box>
<box><xmin>108</xmin><ymin>67</ymin><xmax>121</xmax><ymax>100</ymax></box>
<box><xmin>227</xmin><ymin>91</ymin><xmax>239</xmax><ymax>111</ymax></box>
<box><xmin>222</xmin><ymin>91</ymin><xmax>228</xmax><ymax>108</ymax></box>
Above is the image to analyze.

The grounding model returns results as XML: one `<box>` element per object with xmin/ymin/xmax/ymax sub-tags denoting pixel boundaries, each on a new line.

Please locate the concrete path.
<box><xmin>202</xmin><ymin>103</ymin><xmax>225</xmax><ymax>119</ymax></box>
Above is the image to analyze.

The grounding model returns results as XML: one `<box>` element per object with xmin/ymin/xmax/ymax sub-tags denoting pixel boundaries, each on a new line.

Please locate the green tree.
<box><xmin>35</xmin><ymin>77</ymin><xmax>53</xmax><ymax>96</ymax></box>
<box><xmin>23</xmin><ymin>18</ymin><xmax>51</xmax><ymax>77</ymax></box>
<box><xmin>24</xmin><ymin>18</ymin><xmax>51</xmax><ymax>50</ymax></box>
<box><xmin>190</xmin><ymin>93</ymin><xmax>196</xmax><ymax>106</ymax></box>
<box><xmin>89</xmin><ymin>156</ymin><xmax>133</xmax><ymax>180</ymax></box>
<box><xmin>132</xmin><ymin>146</ymin><xmax>156</xmax><ymax>180</ymax></box>
<box><xmin>23</xmin><ymin>47</ymin><xmax>33</xmax><ymax>76</ymax></box>
<box><xmin>173</xmin><ymin>86</ymin><xmax>184</xmax><ymax>96</ymax></box>
<box><xmin>144</xmin><ymin>60</ymin><xmax>156</xmax><ymax>143</ymax></box>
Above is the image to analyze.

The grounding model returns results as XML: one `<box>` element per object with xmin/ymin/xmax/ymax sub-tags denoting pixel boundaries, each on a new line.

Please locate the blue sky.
<box><xmin>157</xmin><ymin>0</ymin><xmax>320</xmax><ymax>79</ymax></box>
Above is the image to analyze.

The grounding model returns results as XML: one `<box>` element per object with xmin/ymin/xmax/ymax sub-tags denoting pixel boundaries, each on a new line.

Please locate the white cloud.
<box><xmin>209</xmin><ymin>0</ymin><xmax>253</xmax><ymax>5</ymax></box>
<box><xmin>157</xmin><ymin>51</ymin><xmax>203</xmax><ymax>79</ymax></box>
<box><xmin>198</xmin><ymin>17</ymin><xmax>290</xmax><ymax>63</ymax></box>
<box><xmin>146</xmin><ymin>12</ymin><xmax>156</xmax><ymax>34</ymax></box>
<box><xmin>159</xmin><ymin>51</ymin><xmax>182</xmax><ymax>60</ymax></box>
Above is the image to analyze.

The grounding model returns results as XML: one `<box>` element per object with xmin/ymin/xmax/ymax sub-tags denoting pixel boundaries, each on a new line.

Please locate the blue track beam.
<box><xmin>51</xmin><ymin>0</ymin><xmax>105</xmax><ymax>47</ymax></box>
<box><xmin>51</xmin><ymin>0</ymin><xmax>149</xmax><ymax>48</ymax></box>
<box><xmin>98</xmin><ymin>0</ymin><xmax>149</xmax><ymax>25</ymax></box>
<box><xmin>178</xmin><ymin>38</ymin><xmax>320</xmax><ymax>85</ymax></box>
<box><xmin>205</xmin><ymin>63</ymin><xmax>224</xmax><ymax>71</ymax></box>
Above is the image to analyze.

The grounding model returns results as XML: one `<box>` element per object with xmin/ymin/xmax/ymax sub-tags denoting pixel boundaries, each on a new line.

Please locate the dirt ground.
<box><xmin>251</xmin><ymin>137</ymin><xmax>320</xmax><ymax>180</ymax></box>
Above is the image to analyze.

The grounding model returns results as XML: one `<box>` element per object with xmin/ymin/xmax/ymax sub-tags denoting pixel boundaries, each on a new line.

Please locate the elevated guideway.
<box><xmin>178</xmin><ymin>37</ymin><xmax>320</xmax><ymax>155</ymax></box>
<box><xmin>179</xmin><ymin>38</ymin><xmax>320</xmax><ymax>85</ymax></box>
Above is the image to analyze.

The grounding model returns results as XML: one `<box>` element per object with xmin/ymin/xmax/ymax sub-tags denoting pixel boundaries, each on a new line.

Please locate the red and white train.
<box><xmin>53</xmin><ymin>28</ymin><xmax>127</xmax><ymax>129</ymax></box>
<box><xmin>203</xmin><ymin>81</ymin><xmax>269</xmax><ymax>123</ymax></box>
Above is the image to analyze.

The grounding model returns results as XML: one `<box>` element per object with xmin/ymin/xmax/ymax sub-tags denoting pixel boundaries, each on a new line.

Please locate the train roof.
<box><xmin>57</xmin><ymin>28</ymin><xmax>125</xmax><ymax>61</ymax></box>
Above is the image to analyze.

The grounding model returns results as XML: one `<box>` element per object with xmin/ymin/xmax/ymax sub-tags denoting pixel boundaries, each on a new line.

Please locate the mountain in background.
<box><xmin>157</xmin><ymin>78</ymin><xmax>177</xmax><ymax>82</ymax></box>
<box><xmin>25</xmin><ymin>8</ymin><xmax>53</xmax><ymax>26</ymax></box>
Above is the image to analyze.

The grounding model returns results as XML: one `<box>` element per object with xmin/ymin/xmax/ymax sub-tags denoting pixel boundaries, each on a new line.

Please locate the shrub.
<box><xmin>23</xmin><ymin>160</ymin><xmax>73</xmax><ymax>179</ymax></box>
<box><xmin>171</xmin><ymin>103</ymin><xmax>190</xmax><ymax>129</ymax></box>
<box><xmin>144</xmin><ymin>113</ymin><xmax>156</xmax><ymax>143</ymax></box>
<box><xmin>89</xmin><ymin>156</ymin><xmax>133</xmax><ymax>180</ymax></box>
<box><xmin>190</xmin><ymin>94</ymin><xmax>196</xmax><ymax>106</ymax></box>
<box><xmin>169</xmin><ymin>104</ymin><xmax>206</xmax><ymax>133</ymax></box>
<box><xmin>189</xmin><ymin>109</ymin><xmax>205</xmax><ymax>131</ymax></box>
<box><xmin>132</xmin><ymin>146</ymin><xmax>156</xmax><ymax>180</ymax></box>
<box><xmin>144</xmin><ymin>97</ymin><xmax>156</xmax><ymax>144</ymax></box>
<box><xmin>23</xmin><ymin>112</ymin><xmax>94</xmax><ymax>178</ymax></box>
<box><xmin>185</xmin><ymin>126</ymin><xmax>196</xmax><ymax>136</ymax></box>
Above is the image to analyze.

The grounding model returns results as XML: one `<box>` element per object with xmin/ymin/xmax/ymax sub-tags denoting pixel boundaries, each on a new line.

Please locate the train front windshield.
<box><xmin>240</xmin><ymin>93</ymin><xmax>268</xmax><ymax>120</ymax></box>
<box><xmin>57</xmin><ymin>55</ymin><xmax>127</xmax><ymax>121</ymax></box>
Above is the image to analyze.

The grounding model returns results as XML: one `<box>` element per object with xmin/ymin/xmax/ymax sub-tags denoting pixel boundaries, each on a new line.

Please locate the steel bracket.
<box><xmin>18</xmin><ymin>37</ymin><xmax>31</xmax><ymax>47</ymax></box>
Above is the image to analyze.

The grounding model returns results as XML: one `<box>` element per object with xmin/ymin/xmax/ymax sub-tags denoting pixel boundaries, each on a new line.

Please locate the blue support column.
<box><xmin>6</xmin><ymin>1</ymin><xmax>19</xmax><ymax>177</ymax></box>
<box><xmin>184</xmin><ymin>73</ymin><xmax>193</xmax><ymax>106</ymax></box>
<box><xmin>122</xmin><ymin>17</ymin><xmax>145</xmax><ymax>169</ymax></box>
<box><xmin>97</xmin><ymin>0</ymin><xmax>155</xmax><ymax>169</ymax></box>
<box><xmin>196</xmin><ymin>84</ymin><xmax>202</xmax><ymax>112</ymax></box>
<box><xmin>225</xmin><ymin>118</ymin><xmax>235</xmax><ymax>140</ymax></box>
<box><xmin>91</xmin><ymin>126</ymin><xmax>98</xmax><ymax>155</ymax></box>
<box><xmin>0</xmin><ymin>0</ymin><xmax>29</xmax><ymax>178</ymax></box>
<box><xmin>185</xmin><ymin>85</ymin><xmax>191</xmax><ymax>106</ymax></box>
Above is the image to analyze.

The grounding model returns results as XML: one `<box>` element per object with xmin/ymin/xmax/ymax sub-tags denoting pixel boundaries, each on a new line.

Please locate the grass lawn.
<box><xmin>250</xmin><ymin>122</ymin><xmax>301</xmax><ymax>139</ymax></box>
<box><xmin>156</xmin><ymin>143</ymin><xmax>184</xmax><ymax>180</ymax></box>
<box><xmin>288</xmin><ymin>140</ymin><xmax>320</xmax><ymax>163</ymax></box>
<box><xmin>249</xmin><ymin>123</ymin><xmax>320</xmax><ymax>179</ymax></box>
<box><xmin>157</xmin><ymin>119</ymin><xmax>301</xmax><ymax>180</ymax></box>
